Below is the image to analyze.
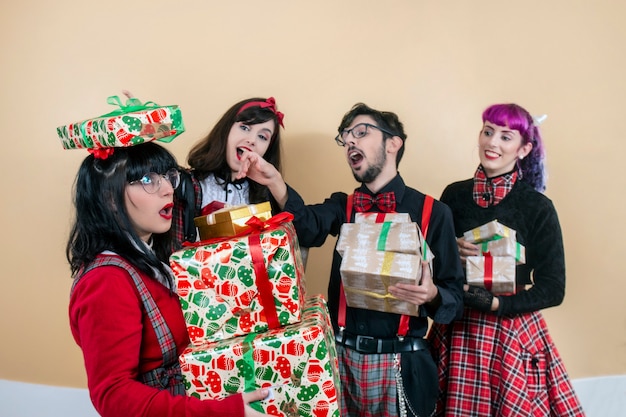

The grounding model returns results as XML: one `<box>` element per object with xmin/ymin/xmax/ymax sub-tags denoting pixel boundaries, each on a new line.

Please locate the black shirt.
<box><xmin>441</xmin><ymin>178</ymin><xmax>566</xmax><ymax>316</ymax></box>
<box><xmin>284</xmin><ymin>174</ymin><xmax>464</xmax><ymax>338</ymax></box>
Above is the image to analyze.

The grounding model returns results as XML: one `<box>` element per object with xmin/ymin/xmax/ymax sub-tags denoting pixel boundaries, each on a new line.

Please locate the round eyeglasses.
<box><xmin>334</xmin><ymin>123</ymin><xmax>396</xmax><ymax>147</ymax></box>
<box><xmin>129</xmin><ymin>168</ymin><xmax>180</xmax><ymax>194</ymax></box>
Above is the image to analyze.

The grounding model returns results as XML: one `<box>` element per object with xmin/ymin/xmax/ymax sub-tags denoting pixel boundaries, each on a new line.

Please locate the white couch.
<box><xmin>1</xmin><ymin>375</ymin><xmax>624</xmax><ymax>416</ymax></box>
<box><xmin>571</xmin><ymin>375</ymin><xmax>626</xmax><ymax>417</ymax></box>
<box><xmin>0</xmin><ymin>379</ymin><xmax>99</xmax><ymax>417</ymax></box>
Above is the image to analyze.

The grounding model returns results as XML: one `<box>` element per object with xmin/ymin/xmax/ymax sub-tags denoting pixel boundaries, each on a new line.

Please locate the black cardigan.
<box><xmin>440</xmin><ymin>178</ymin><xmax>566</xmax><ymax>316</ymax></box>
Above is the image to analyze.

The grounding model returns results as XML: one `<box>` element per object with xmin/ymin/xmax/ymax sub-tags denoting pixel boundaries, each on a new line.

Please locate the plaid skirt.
<box><xmin>337</xmin><ymin>344</ymin><xmax>437</xmax><ymax>417</ymax></box>
<box><xmin>428</xmin><ymin>308</ymin><xmax>585</xmax><ymax>417</ymax></box>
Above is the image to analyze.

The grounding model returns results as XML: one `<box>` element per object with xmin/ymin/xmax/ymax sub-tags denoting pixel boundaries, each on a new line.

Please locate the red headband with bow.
<box><xmin>237</xmin><ymin>97</ymin><xmax>285</xmax><ymax>128</ymax></box>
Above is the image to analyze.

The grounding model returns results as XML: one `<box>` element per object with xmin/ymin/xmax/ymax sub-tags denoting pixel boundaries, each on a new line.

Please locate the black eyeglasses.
<box><xmin>335</xmin><ymin>123</ymin><xmax>396</xmax><ymax>147</ymax></box>
<box><xmin>129</xmin><ymin>168</ymin><xmax>180</xmax><ymax>194</ymax></box>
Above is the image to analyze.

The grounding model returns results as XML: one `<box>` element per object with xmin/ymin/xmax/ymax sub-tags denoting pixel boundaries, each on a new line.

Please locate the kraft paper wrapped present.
<box><xmin>466</xmin><ymin>255</ymin><xmax>517</xmax><ymax>294</ymax></box>
<box><xmin>336</xmin><ymin>222</ymin><xmax>420</xmax><ymax>256</ymax></box>
<box><xmin>339</xmin><ymin>248</ymin><xmax>433</xmax><ymax>316</ymax></box>
<box><xmin>194</xmin><ymin>202</ymin><xmax>272</xmax><ymax>240</ymax></box>
<box><xmin>170</xmin><ymin>213</ymin><xmax>306</xmax><ymax>344</ymax></box>
<box><xmin>476</xmin><ymin>236</ymin><xmax>526</xmax><ymax>264</ymax></box>
<box><xmin>463</xmin><ymin>220</ymin><xmax>515</xmax><ymax>243</ymax></box>
<box><xmin>354</xmin><ymin>212</ymin><xmax>411</xmax><ymax>224</ymax></box>
<box><xmin>56</xmin><ymin>95</ymin><xmax>185</xmax><ymax>150</ymax></box>
<box><xmin>179</xmin><ymin>295</ymin><xmax>341</xmax><ymax>417</ymax></box>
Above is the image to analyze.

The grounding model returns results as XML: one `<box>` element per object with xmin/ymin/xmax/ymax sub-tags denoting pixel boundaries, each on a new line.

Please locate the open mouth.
<box><xmin>236</xmin><ymin>146</ymin><xmax>252</xmax><ymax>160</ymax></box>
<box><xmin>160</xmin><ymin>203</ymin><xmax>174</xmax><ymax>219</ymax></box>
<box><xmin>348</xmin><ymin>148</ymin><xmax>364</xmax><ymax>167</ymax></box>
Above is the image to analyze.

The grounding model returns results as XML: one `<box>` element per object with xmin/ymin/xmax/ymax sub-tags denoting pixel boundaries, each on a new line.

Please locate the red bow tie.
<box><xmin>353</xmin><ymin>191</ymin><xmax>396</xmax><ymax>213</ymax></box>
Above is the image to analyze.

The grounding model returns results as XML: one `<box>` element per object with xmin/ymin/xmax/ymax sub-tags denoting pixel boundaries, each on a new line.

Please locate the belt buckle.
<box><xmin>355</xmin><ymin>335</ymin><xmax>375</xmax><ymax>353</ymax></box>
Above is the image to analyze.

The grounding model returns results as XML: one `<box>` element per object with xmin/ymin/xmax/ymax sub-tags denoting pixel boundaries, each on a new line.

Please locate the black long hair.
<box><xmin>187</xmin><ymin>97</ymin><xmax>283</xmax><ymax>203</ymax></box>
<box><xmin>66</xmin><ymin>142</ymin><xmax>178</xmax><ymax>284</ymax></box>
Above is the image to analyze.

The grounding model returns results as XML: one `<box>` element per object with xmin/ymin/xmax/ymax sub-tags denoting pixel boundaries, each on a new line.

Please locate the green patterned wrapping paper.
<box><xmin>170</xmin><ymin>214</ymin><xmax>306</xmax><ymax>345</ymax></box>
<box><xmin>56</xmin><ymin>95</ymin><xmax>185</xmax><ymax>149</ymax></box>
<box><xmin>179</xmin><ymin>295</ymin><xmax>341</xmax><ymax>417</ymax></box>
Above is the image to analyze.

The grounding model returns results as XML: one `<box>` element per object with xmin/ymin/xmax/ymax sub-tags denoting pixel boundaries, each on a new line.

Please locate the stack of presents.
<box><xmin>462</xmin><ymin>220</ymin><xmax>526</xmax><ymax>294</ymax></box>
<box><xmin>56</xmin><ymin>95</ymin><xmax>341</xmax><ymax>416</ymax></box>
<box><xmin>170</xmin><ymin>203</ymin><xmax>342</xmax><ymax>417</ymax></box>
<box><xmin>336</xmin><ymin>212</ymin><xmax>433</xmax><ymax>316</ymax></box>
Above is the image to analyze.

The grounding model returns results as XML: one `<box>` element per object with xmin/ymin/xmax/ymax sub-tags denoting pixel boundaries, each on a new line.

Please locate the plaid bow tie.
<box><xmin>353</xmin><ymin>191</ymin><xmax>396</xmax><ymax>213</ymax></box>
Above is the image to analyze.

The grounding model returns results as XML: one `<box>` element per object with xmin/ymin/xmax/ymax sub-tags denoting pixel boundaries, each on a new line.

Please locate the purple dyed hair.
<box><xmin>482</xmin><ymin>103</ymin><xmax>547</xmax><ymax>192</ymax></box>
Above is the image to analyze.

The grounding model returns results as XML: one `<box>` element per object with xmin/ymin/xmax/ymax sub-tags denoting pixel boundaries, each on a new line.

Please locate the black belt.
<box><xmin>335</xmin><ymin>332</ymin><xmax>429</xmax><ymax>354</ymax></box>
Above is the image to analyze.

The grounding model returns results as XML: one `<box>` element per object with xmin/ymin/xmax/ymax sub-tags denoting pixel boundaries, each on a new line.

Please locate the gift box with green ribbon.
<box><xmin>339</xmin><ymin>246</ymin><xmax>433</xmax><ymax>317</ymax></box>
<box><xmin>476</xmin><ymin>236</ymin><xmax>526</xmax><ymax>264</ymax></box>
<box><xmin>463</xmin><ymin>219</ymin><xmax>515</xmax><ymax>244</ymax></box>
<box><xmin>336</xmin><ymin>221</ymin><xmax>421</xmax><ymax>257</ymax></box>
<box><xmin>56</xmin><ymin>95</ymin><xmax>185</xmax><ymax>150</ymax></box>
<box><xmin>170</xmin><ymin>212</ymin><xmax>307</xmax><ymax>345</ymax></box>
<box><xmin>179</xmin><ymin>295</ymin><xmax>341</xmax><ymax>417</ymax></box>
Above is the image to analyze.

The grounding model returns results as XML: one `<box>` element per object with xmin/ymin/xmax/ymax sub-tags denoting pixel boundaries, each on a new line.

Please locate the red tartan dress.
<box><xmin>430</xmin><ymin>309</ymin><xmax>585</xmax><ymax>416</ymax></box>
<box><xmin>429</xmin><ymin>170</ymin><xmax>585</xmax><ymax>417</ymax></box>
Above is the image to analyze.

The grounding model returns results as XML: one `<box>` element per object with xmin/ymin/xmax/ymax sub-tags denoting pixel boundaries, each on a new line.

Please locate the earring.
<box><xmin>519</xmin><ymin>155</ymin><xmax>524</xmax><ymax>160</ymax></box>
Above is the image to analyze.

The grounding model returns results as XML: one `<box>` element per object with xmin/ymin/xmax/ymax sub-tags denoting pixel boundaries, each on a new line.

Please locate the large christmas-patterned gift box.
<box><xmin>463</xmin><ymin>220</ymin><xmax>515</xmax><ymax>244</ymax></box>
<box><xmin>336</xmin><ymin>221</ymin><xmax>420</xmax><ymax>257</ymax></box>
<box><xmin>466</xmin><ymin>255</ymin><xmax>516</xmax><ymax>294</ymax></box>
<box><xmin>180</xmin><ymin>295</ymin><xmax>341</xmax><ymax>417</ymax></box>
<box><xmin>194</xmin><ymin>202</ymin><xmax>272</xmax><ymax>240</ymax></box>
<box><xmin>56</xmin><ymin>95</ymin><xmax>185</xmax><ymax>150</ymax></box>
<box><xmin>170</xmin><ymin>213</ymin><xmax>306</xmax><ymax>345</ymax></box>
<box><xmin>339</xmin><ymin>247</ymin><xmax>433</xmax><ymax>316</ymax></box>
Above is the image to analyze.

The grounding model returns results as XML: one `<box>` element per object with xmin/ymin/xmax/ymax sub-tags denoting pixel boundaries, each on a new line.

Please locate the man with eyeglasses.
<box><xmin>237</xmin><ymin>103</ymin><xmax>464</xmax><ymax>417</ymax></box>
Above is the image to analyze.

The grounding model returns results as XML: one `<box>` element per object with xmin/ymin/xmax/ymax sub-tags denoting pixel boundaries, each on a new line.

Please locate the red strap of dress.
<box><xmin>339</xmin><ymin>194</ymin><xmax>434</xmax><ymax>337</ymax></box>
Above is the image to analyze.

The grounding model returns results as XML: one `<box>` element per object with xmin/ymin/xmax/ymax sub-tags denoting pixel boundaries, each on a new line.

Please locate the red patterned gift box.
<box><xmin>170</xmin><ymin>213</ymin><xmax>307</xmax><ymax>345</ymax></box>
<box><xmin>179</xmin><ymin>295</ymin><xmax>341</xmax><ymax>417</ymax></box>
<box><xmin>56</xmin><ymin>95</ymin><xmax>185</xmax><ymax>150</ymax></box>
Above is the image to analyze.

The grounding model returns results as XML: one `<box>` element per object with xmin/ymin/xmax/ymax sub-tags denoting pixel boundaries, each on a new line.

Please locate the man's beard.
<box><xmin>351</xmin><ymin>143</ymin><xmax>386</xmax><ymax>183</ymax></box>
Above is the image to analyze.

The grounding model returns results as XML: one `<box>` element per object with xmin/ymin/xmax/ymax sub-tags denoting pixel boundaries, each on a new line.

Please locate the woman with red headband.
<box><xmin>173</xmin><ymin>97</ymin><xmax>285</xmax><ymax>245</ymax></box>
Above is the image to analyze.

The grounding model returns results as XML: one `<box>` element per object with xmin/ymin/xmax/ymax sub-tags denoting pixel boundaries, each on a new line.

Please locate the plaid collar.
<box><xmin>472</xmin><ymin>165</ymin><xmax>518</xmax><ymax>208</ymax></box>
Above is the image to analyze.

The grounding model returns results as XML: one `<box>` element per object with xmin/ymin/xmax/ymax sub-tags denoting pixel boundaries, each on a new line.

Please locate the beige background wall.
<box><xmin>1</xmin><ymin>0</ymin><xmax>624</xmax><ymax>388</ymax></box>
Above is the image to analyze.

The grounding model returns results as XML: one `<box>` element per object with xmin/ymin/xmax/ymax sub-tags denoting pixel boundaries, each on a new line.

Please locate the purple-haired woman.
<box><xmin>428</xmin><ymin>103</ymin><xmax>585</xmax><ymax>416</ymax></box>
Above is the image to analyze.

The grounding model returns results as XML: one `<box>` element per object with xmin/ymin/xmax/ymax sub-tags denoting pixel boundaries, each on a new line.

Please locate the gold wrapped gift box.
<box><xmin>194</xmin><ymin>202</ymin><xmax>272</xmax><ymax>240</ymax></box>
